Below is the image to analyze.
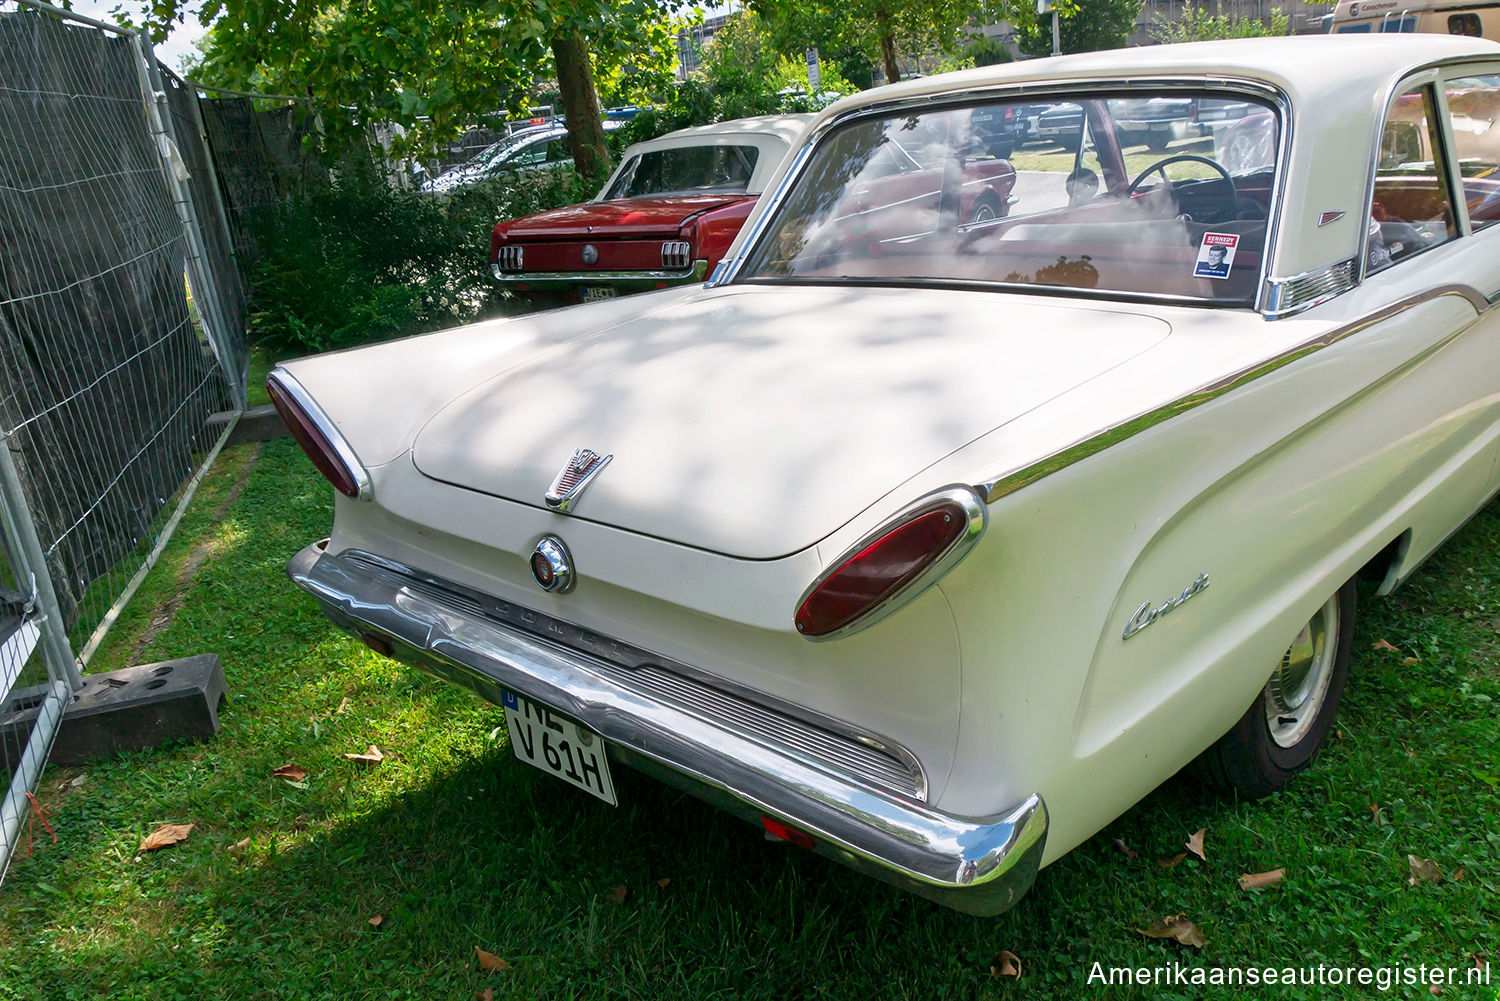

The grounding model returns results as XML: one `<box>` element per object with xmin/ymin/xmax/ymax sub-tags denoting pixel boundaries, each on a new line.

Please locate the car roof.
<box><xmin>622</xmin><ymin>114</ymin><xmax>816</xmax><ymax>158</ymax></box>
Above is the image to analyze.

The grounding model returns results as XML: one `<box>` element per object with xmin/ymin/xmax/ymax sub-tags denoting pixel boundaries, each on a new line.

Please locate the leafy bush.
<box><xmin>1151</xmin><ymin>5</ymin><xmax>1291</xmax><ymax>42</ymax></box>
<box><xmin>245</xmin><ymin>158</ymin><xmax>593</xmax><ymax>354</ymax></box>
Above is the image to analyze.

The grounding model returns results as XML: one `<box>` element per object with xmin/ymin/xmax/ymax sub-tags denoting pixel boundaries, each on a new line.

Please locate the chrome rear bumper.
<box><xmin>490</xmin><ymin>259</ymin><xmax>709</xmax><ymax>291</ymax></box>
<box><xmin>288</xmin><ymin>541</ymin><xmax>1047</xmax><ymax>915</ymax></box>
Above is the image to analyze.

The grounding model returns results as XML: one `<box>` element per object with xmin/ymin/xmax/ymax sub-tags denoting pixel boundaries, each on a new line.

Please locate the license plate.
<box><xmin>502</xmin><ymin>691</ymin><xmax>617</xmax><ymax>805</ymax></box>
<box><xmin>580</xmin><ymin>287</ymin><xmax>618</xmax><ymax>302</ymax></box>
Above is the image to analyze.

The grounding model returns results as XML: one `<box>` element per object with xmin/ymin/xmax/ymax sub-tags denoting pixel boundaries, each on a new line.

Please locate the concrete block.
<box><xmin>208</xmin><ymin>404</ymin><xmax>289</xmax><ymax>446</ymax></box>
<box><xmin>0</xmin><ymin>654</ymin><xmax>227</xmax><ymax>768</ymax></box>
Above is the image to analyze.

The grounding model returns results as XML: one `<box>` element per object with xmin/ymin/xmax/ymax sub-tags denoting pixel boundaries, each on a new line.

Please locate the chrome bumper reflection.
<box><xmin>489</xmin><ymin>259</ymin><xmax>709</xmax><ymax>289</ymax></box>
<box><xmin>288</xmin><ymin>541</ymin><xmax>1048</xmax><ymax>915</ymax></box>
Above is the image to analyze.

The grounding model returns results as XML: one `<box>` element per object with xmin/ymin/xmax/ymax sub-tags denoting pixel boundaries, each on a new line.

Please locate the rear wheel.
<box><xmin>1196</xmin><ymin>580</ymin><xmax>1355</xmax><ymax>799</ymax></box>
<box><xmin>968</xmin><ymin>192</ymin><xmax>1005</xmax><ymax>224</ymax></box>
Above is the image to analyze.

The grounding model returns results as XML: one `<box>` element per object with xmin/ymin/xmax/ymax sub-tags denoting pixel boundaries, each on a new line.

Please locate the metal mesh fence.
<box><xmin>197</xmin><ymin>94</ymin><xmax>323</xmax><ymax>286</ymax></box>
<box><xmin>161</xmin><ymin>66</ymin><xmax>247</xmax><ymax>388</ymax></box>
<box><xmin>0</xmin><ymin>0</ymin><xmax>248</xmax><ymax>878</ymax></box>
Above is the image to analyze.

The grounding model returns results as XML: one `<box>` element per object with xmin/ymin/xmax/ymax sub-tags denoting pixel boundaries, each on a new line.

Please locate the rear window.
<box><xmin>738</xmin><ymin>92</ymin><xmax>1280</xmax><ymax>305</ymax></box>
<box><xmin>605</xmin><ymin>144</ymin><xmax>761</xmax><ymax>199</ymax></box>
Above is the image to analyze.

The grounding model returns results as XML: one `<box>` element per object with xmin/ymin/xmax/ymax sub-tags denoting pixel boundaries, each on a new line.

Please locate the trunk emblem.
<box><xmin>581</xmin><ymin>244</ymin><xmax>599</xmax><ymax>265</ymax></box>
<box><xmin>545</xmin><ymin>448</ymin><xmax>612</xmax><ymax>513</ymax></box>
<box><xmin>531</xmin><ymin>535</ymin><xmax>575</xmax><ymax>593</ymax></box>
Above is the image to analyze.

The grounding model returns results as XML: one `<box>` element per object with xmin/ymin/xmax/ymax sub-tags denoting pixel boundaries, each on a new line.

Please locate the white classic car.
<box><xmin>270</xmin><ymin>36</ymin><xmax>1500</xmax><ymax>915</ymax></box>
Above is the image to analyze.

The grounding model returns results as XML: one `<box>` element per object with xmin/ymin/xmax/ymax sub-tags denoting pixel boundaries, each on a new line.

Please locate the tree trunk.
<box><xmin>874</xmin><ymin>7</ymin><xmax>900</xmax><ymax>84</ymax></box>
<box><xmin>550</xmin><ymin>31</ymin><xmax>609</xmax><ymax>180</ymax></box>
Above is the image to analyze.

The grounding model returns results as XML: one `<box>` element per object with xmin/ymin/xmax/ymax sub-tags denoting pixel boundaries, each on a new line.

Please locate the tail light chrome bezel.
<box><xmin>660</xmin><ymin>240</ymin><xmax>692</xmax><ymax>270</ymax></box>
<box><xmin>795</xmin><ymin>486</ymin><xmax>986</xmax><ymax>641</ymax></box>
<box><xmin>266</xmin><ymin>369</ymin><xmax>372</xmax><ymax>501</ymax></box>
<box><xmin>495</xmin><ymin>245</ymin><xmax>524</xmax><ymax>273</ymax></box>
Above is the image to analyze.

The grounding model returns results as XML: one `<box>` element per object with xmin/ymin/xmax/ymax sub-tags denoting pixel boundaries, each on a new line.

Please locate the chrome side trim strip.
<box><xmin>796</xmin><ymin>486</ymin><xmax>987</xmax><ymax>642</ymax></box>
<box><xmin>491</xmin><ymin>259</ymin><xmax>708</xmax><ymax>287</ymax></box>
<box><xmin>977</xmin><ymin>285</ymin><xmax>1491</xmax><ymax>502</ymax></box>
<box><xmin>266</xmin><ymin>368</ymin><xmax>373</xmax><ymax>501</ymax></box>
<box><xmin>289</xmin><ymin>542</ymin><xmax>1047</xmax><ymax>914</ymax></box>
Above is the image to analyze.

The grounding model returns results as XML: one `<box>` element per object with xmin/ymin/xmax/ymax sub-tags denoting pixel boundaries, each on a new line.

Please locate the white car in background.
<box><xmin>272</xmin><ymin>35</ymin><xmax>1500</xmax><ymax>914</ymax></box>
<box><xmin>420</xmin><ymin>120</ymin><xmax>622</xmax><ymax>193</ymax></box>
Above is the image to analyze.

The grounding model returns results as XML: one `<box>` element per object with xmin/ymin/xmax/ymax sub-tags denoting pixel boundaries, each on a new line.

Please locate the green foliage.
<box><xmin>245</xmin><ymin>160</ymin><xmax>592</xmax><ymax>353</ymax></box>
<box><xmin>612</xmin><ymin>13</ymin><xmax>855</xmax><ymax>147</ymax></box>
<box><xmin>1004</xmin><ymin>0</ymin><xmax>1144</xmax><ymax>55</ymax></box>
<box><xmin>961</xmin><ymin>32</ymin><xmax>1013</xmax><ymax>67</ymax></box>
<box><xmin>749</xmin><ymin>0</ymin><xmax>982</xmax><ymax>85</ymax></box>
<box><xmin>180</xmin><ymin>0</ymin><xmax>681</xmax><ymax>155</ymax></box>
<box><xmin>1151</xmin><ymin>5</ymin><xmax>1292</xmax><ymax>42</ymax></box>
<box><xmin>932</xmin><ymin>32</ymin><xmax>1014</xmax><ymax>73</ymax></box>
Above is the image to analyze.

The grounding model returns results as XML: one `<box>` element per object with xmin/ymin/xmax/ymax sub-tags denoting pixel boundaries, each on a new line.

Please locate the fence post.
<box><xmin>0</xmin><ymin>443</ymin><xmax>80</xmax><ymax>695</ymax></box>
<box><xmin>130</xmin><ymin>33</ymin><xmax>247</xmax><ymax>412</ymax></box>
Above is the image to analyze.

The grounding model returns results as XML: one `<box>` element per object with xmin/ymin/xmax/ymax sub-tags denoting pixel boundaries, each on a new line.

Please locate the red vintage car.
<box><xmin>490</xmin><ymin>115</ymin><xmax>814</xmax><ymax>307</ymax></box>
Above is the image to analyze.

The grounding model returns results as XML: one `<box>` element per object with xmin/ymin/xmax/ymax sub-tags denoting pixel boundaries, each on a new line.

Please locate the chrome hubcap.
<box><xmin>1263</xmin><ymin>597</ymin><xmax>1339</xmax><ymax>748</ymax></box>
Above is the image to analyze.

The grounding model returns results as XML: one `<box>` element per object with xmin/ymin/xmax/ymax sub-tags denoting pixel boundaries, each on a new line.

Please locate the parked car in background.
<box><xmin>421</xmin><ymin>120</ymin><xmax>622</xmax><ymax>194</ymax></box>
<box><xmin>273</xmin><ymin>35</ymin><xmax>1500</xmax><ymax>916</ymax></box>
<box><xmin>489</xmin><ymin>115</ymin><xmax>812</xmax><ymax>306</ymax></box>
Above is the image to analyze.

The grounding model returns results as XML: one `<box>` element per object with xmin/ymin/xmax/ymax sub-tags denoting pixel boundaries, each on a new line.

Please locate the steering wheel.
<box><xmin>1125</xmin><ymin>154</ymin><xmax>1238</xmax><ymax>223</ymax></box>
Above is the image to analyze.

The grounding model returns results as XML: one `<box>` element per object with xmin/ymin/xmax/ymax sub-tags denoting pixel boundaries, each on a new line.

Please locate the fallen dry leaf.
<box><xmin>368</xmin><ymin>914</ymin><xmax>384</xmax><ymax>928</ymax></box>
<box><xmin>344</xmin><ymin>745</ymin><xmax>385</xmax><ymax>765</ymax></box>
<box><xmin>227</xmin><ymin>837</ymin><xmax>251</xmax><ymax>857</ymax></box>
<box><xmin>139</xmin><ymin>823</ymin><xmax>194</xmax><ymax>852</ymax></box>
<box><xmin>1373</xmin><ymin>638</ymin><xmax>1400</xmax><ymax>652</ymax></box>
<box><xmin>607</xmin><ymin>884</ymin><xmax>628</xmax><ymax>903</ymax></box>
<box><xmin>476</xmin><ymin>990</ymin><xmax>494</xmax><ymax>1001</ymax></box>
<box><xmin>475</xmin><ymin>947</ymin><xmax>507</xmax><ymax>971</ymax></box>
<box><xmin>656</xmin><ymin>878</ymin><xmax>671</xmax><ymax>889</ymax></box>
<box><xmin>1185</xmin><ymin>828</ymin><xmax>1207</xmax><ymax>861</ymax></box>
<box><xmin>271</xmin><ymin>763</ymin><xmax>307</xmax><ymax>782</ymax></box>
<box><xmin>1401</xmin><ymin>656</ymin><xmax>1421</xmax><ymax>666</ymax></box>
<box><xmin>1453</xmin><ymin>869</ymin><xmax>1465</xmax><ymax>881</ymax></box>
<box><xmin>1430</xmin><ymin>985</ymin><xmax>1442</xmax><ymax>996</ymax></box>
<box><xmin>1471</xmin><ymin>954</ymin><xmax>1489</xmax><ymax>972</ymax></box>
<box><xmin>1158</xmin><ymin>852</ymin><xmax>1188</xmax><ymax>869</ymax></box>
<box><xmin>1238</xmin><ymin>868</ymin><xmax>1286</xmax><ymax>890</ymax></box>
<box><xmin>1408</xmin><ymin>855</ymin><xmax>1443</xmax><ymax>885</ymax></box>
<box><xmin>989</xmin><ymin>949</ymin><xmax>1022</xmax><ymax>979</ymax></box>
<box><xmin>1139</xmin><ymin>913</ymin><xmax>1207</xmax><ymax>949</ymax></box>
<box><xmin>1112</xmin><ymin>837</ymin><xmax>1139</xmax><ymax>859</ymax></box>
<box><xmin>336</xmin><ymin>697</ymin><xmax>349</xmax><ymax>715</ymax></box>
<box><xmin>1370</xmin><ymin>802</ymin><xmax>1383</xmax><ymax>824</ymax></box>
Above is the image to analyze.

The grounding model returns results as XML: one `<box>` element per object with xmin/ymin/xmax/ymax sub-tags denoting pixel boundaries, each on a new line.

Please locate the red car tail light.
<box><xmin>795</xmin><ymin>487</ymin><xmax>985</xmax><ymax>639</ymax></box>
<box><xmin>266</xmin><ymin>371</ymin><xmax>371</xmax><ymax>500</ymax></box>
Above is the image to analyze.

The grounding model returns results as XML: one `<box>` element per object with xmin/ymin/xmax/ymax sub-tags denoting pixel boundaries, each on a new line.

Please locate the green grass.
<box><xmin>0</xmin><ymin>433</ymin><xmax>1495</xmax><ymax>1000</ymax></box>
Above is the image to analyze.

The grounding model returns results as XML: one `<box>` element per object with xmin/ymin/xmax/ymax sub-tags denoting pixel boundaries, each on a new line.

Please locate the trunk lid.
<box><xmin>412</xmin><ymin>286</ymin><xmax>1170</xmax><ymax>559</ymax></box>
<box><xmin>504</xmin><ymin>195</ymin><xmax>751</xmax><ymax>240</ymax></box>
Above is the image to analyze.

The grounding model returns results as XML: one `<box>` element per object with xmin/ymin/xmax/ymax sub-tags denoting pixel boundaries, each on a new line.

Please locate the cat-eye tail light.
<box><xmin>266</xmin><ymin>370</ymin><xmax>372</xmax><ymax>500</ymax></box>
<box><xmin>795</xmin><ymin>487</ymin><xmax>986</xmax><ymax>640</ymax></box>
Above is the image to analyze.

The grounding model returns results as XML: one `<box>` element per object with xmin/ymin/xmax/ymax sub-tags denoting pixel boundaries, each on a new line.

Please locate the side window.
<box><xmin>1367</xmin><ymin>86</ymin><xmax>1458</xmax><ymax>274</ymax></box>
<box><xmin>1448</xmin><ymin>12</ymin><xmax>1482</xmax><ymax>35</ymax></box>
<box><xmin>512</xmin><ymin>139</ymin><xmax>550</xmax><ymax>167</ymax></box>
<box><xmin>1443</xmin><ymin>74</ymin><xmax>1500</xmax><ymax>230</ymax></box>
